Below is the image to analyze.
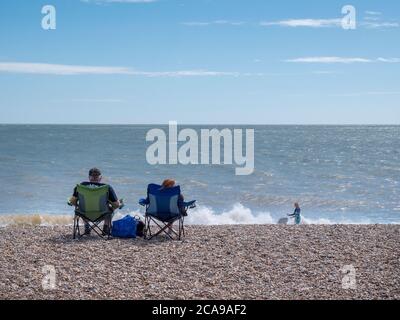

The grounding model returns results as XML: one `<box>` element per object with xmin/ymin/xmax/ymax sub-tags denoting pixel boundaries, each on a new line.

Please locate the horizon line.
<box><xmin>0</xmin><ymin>123</ymin><xmax>399</xmax><ymax>126</ymax></box>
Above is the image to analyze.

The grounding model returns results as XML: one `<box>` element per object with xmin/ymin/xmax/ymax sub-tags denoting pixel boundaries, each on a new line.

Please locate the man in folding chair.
<box><xmin>139</xmin><ymin>180</ymin><xmax>196</xmax><ymax>240</ymax></box>
<box><xmin>68</xmin><ymin>168</ymin><xmax>121</xmax><ymax>239</ymax></box>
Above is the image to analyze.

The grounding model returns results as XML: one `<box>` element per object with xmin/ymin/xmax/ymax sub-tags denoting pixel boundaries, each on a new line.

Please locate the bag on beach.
<box><xmin>112</xmin><ymin>215</ymin><xmax>137</xmax><ymax>238</ymax></box>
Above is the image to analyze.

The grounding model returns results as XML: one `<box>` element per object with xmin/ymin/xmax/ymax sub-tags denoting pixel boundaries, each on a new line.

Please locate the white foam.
<box><xmin>184</xmin><ymin>204</ymin><xmax>394</xmax><ymax>226</ymax></box>
<box><xmin>301</xmin><ymin>216</ymin><xmax>377</xmax><ymax>225</ymax></box>
<box><xmin>0</xmin><ymin>214</ymin><xmax>73</xmax><ymax>227</ymax></box>
<box><xmin>301</xmin><ymin>217</ymin><xmax>336</xmax><ymax>225</ymax></box>
<box><xmin>185</xmin><ymin>203</ymin><xmax>275</xmax><ymax>225</ymax></box>
<box><xmin>0</xmin><ymin>205</ymin><xmax>398</xmax><ymax>227</ymax></box>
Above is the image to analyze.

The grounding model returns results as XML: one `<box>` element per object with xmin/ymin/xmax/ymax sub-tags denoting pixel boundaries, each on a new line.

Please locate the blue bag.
<box><xmin>112</xmin><ymin>215</ymin><xmax>137</xmax><ymax>238</ymax></box>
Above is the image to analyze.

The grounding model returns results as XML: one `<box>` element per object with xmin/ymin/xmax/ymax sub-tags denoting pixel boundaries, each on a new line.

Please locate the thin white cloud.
<box><xmin>81</xmin><ymin>0</ymin><xmax>157</xmax><ymax>3</ymax></box>
<box><xmin>331</xmin><ymin>91</ymin><xmax>400</xmax><ymax>97</ymax></box>
<box><xmin>361</xmin><ymin>11</ymin><xmax>399</xmax><ymax>28</ymax></box>
<box><xmin>71</xmin><ymin>98</ymin><xmax>125</xmax><ymax>103</ymax></box>
<box><xmin>312</xmin><ymin>70</ymin><xmax>341</xmax><ymax>75</ymax></box>
<box><xmin>364</xmin><ymin>16</ymin><xmax>380</xmax><ymax>21</ymax></box>
<box><xmin>362</xmin><ymin>21</ymin><xmax>399</xmax><ymax>28</ymax></box>
<box><xmin>181</xmin><ymin>22</ymin><xmax>210</xmax><ymax>26</ymax></box>
<box><xmin>182</xmin><ymin>20</ymin><xmax>245</xmax><ymax>26</ymax></box>
<box><xmin>0</xmin><ymin>62</ymin><xmax>243</xmax><ymax>77</ymax></box>
<box><xmin>261</xmin><ymin>14</ymin><xmax>398</xmax><ymax>29</ymax></box>
<box><xmin>260</xmin><ymin>19</ymin><xmax>342</xmax><ymax>28</ymax></box>
<box><xmin>0</xmin><ymin>62</ymin><xmax>133</xmax><ymax>75</ymax></box>
<box><xmin>135</xmin><ymin>70</ymin><xmax>241</xmax><ymax>77</ymax></box>
<box><xmin>286</xmin><ymin>57</ymin><xmax>400</xmax><ymax>64</ymax></box>
<box><xmin>359</xmin><ymin>91</ymin><xmax>400</xmax><ymax>95</ymax></box>
<box><xmin>377</xmin><ymin>57</ymin><xmax>400</xmax><ymax>63</ymax></box>
<box><xmin>365</xmin><ymin>11</ymin><xmax>382</xmax><ymax>15</ymax></box>
<box><xmin>286</xmin><ymin>57</ymin><xmax>373</xmax><ymax>64</ymax></box>
<box><xmin>183</xmin><ymin>15</ymin><xmax>397</xmax><ymax>29</ymax></box>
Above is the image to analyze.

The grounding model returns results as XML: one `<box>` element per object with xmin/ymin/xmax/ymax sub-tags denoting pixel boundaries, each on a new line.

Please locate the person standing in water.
<box><xmin>288</xmin><ymin>202</ymin><xmax>301</xmax><ymax>225</ymax></box>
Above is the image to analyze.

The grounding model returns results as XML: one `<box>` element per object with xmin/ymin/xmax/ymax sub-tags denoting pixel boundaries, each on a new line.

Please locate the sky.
<box><xmin>0</xmin><ymin>0</ymin><xmax>399</xmax><ymax>124</ymax></box>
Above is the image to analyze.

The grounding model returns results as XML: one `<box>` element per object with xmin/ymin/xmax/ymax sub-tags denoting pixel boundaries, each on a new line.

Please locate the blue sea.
<box><xmin>0</xmin><ymin>125</ymin><xmax>399</xmax><ymax>225</ymax></box>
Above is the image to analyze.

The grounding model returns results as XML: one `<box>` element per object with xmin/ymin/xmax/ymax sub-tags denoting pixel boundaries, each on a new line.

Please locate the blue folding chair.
<box><xmin>139</xmin><ymin>184</ymin><xmax>196</xmax><ymax>240</ymax></box>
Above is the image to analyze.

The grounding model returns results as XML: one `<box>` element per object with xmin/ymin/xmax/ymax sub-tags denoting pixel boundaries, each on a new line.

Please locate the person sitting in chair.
<box><xmin>158</xmin><ymin>179</ymin><xmax>187</xmax><ymax>234</ymax></box>
<box><xmin>69</xmin><ymin>168</ymin><xmax>121</xmax><ymax>235</ymax></box>
<box><xmin>160</xmin><ymin>179</ymin><xmax>187</xmax><ymax>216</ymax></box>
<box><xmin>139</xmin><ymin>179</ymin><xmax>196</xmax><ymax>240</ymax></box>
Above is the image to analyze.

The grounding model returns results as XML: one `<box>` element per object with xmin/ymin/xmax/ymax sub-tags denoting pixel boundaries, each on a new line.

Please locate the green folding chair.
<box><xmin>72</xmin><ymin>184</ymin><xmax>113</xmax><ymax>240</ymax></box>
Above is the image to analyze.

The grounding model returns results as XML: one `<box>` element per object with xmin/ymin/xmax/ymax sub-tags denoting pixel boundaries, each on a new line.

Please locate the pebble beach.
<box><xmin>0</xmin><ymin>224</ymin><xmax>399</xmax><ymax>300</ymax></box>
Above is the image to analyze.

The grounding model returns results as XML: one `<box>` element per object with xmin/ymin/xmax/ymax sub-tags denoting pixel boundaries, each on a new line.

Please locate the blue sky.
<box><xmin>0</xmin><ymin>0</ymin><xmax>399</xmax><ymax>124</ymax></box>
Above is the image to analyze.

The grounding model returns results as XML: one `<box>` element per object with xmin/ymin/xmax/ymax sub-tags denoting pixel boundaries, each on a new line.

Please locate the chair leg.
<box><xmin>144</xmin><ymin>215</ymin><xmax>184</xmax><ymax>241</ymax></box>
<box><xmin>146</xmin><ymin>218</ymin><xmax>171</xmax><ymax>240</ymax></box>
<box><xmin>148</xmin><ymin>218</ymin><xmax>171</xmax><ymax>240</ymax></box>
<box><xmin>104</xmin><ymin>215</ymin><xmax>112</xmax><ymax>240</ymax></box>
<box><xmin>78</xmin><ymin>217</ymin><xmax>82</xmax><ymax>237</ymax></box>
<box><xmin>144</xmin><ymin>216</ymin><xmax>151</xmax><ymax>240</ymax></box>
<box><xmin>89</xmin><ymin>221</ymin><xmax>106</xmax><ymax>238</ymax></box>
<box><xmin>159</xmin><ymin>220</ymin><xmax>181</xmax><ymax>240</ymax></box>
<box><xmin>178</xmin><ymin>218</ymin><xmax>182</xmax><ymax>240</ymax></box>
<box><xmin>73</xmin><ymin>214</ymin><xmax>114</xmax><ymax>240</ymax></box>
<box><xmin>108</xmin><ymin>215</ymin><xmax>112</xmax><ymax>240</ymax></box>
<box><xmin>182</xmin><ymin>217</ymin><xmax>185</xmax><ymax>240</ymax></box>
<box><xmin>73</xmin><ymin>216</ymin><xmax>77</xmax><ymax>239</ymax></box>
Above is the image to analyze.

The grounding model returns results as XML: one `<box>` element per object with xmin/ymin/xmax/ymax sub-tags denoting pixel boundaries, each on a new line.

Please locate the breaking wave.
<box><xmin>0</xmin><ymin>204</ymin><xmax>398</xmax><ymax>227</ymax></box>
<box><xmin>185</xmin><ymin>204</ymin><xmax>275</xmax><ymax>225</ymax></box>
<box><xmin>0</xmin><ymin>214</ymin><xmax>73</xmax><ymax>227</ymax></box>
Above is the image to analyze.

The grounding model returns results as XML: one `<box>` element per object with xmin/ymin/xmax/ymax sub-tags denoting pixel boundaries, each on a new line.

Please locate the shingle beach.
<box><xmin>0</xmin><ymin>225</ymin><xmax>399</xmax><ymax>300</ymax></box>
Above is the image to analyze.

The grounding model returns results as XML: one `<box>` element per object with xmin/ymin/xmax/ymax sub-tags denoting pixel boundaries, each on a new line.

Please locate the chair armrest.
<box><xmin>67</xmin><ymin>199</ymin><xmax>75</xmax><ymax>207</ymax></box>
<box><xmin>183</xmin><ymin>200</ymin><xmax>196</xmax><ymax>209</ymax></box>
<box><xmin>139</xmin><ymin>198</ymin><xmax>149</xmax><ymax>206</ymax></box>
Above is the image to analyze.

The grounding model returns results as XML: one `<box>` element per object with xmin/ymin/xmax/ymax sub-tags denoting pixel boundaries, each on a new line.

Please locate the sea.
<box><xmin>0</xmin><ymin>125</ymin><xmax>399</xmax><ymax>225</ymax></box>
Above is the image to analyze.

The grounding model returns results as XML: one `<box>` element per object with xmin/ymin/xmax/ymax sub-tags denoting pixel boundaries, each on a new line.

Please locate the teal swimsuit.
<box><xmin>291</xmin><ymin>208</ymin><xmax>301</xmax><ymax>225</ymax></box>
